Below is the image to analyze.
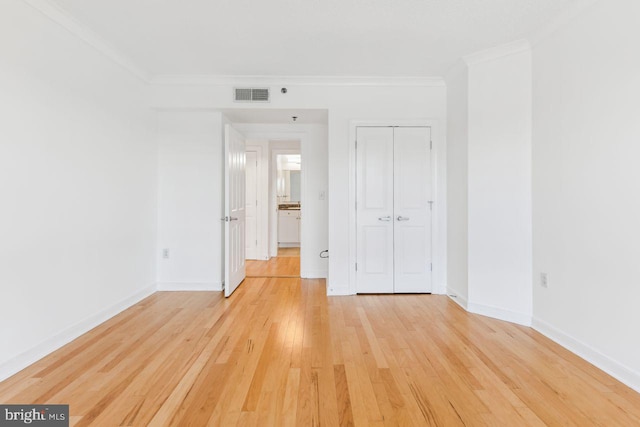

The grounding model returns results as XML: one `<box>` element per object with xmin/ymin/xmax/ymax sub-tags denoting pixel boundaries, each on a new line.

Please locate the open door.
<box><xmin>224</xmin><ymin>124</ymin><xmax>246</xmax><ymax>297</ymax></box>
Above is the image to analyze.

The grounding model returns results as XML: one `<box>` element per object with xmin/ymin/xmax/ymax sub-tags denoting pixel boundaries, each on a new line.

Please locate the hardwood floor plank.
<box><xmin>2</xmin><ymin>269</ymin><xmax>640</xmax><ymax>426</ymax></box>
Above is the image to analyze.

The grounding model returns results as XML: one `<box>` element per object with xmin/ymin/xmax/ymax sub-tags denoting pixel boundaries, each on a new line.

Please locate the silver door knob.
<box><xmin>230</xmin><ymin>217</ymin><xmax>239</xmax><ymax>221</ymax></box>
<box><xmin>378</xmin><ymin>216</ymin><xmax>392</xmax><ymax>221</ymax></box>
<box><xmin>397</xmin><ymin>216</ymin><xmax>410</xmax><ymax>221</ymax></box>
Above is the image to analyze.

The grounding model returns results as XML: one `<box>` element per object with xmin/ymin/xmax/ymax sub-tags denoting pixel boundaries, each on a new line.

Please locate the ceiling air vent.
<box><xmin>234</xmin><ymin>87</ymin><xmax>270</xmax><ymax>102</ymax></box>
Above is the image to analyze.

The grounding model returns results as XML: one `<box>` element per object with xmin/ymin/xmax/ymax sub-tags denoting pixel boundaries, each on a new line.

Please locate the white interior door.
<box><xmin>245</xmin><ymin>150</ymin><xmax>258</xmax><ymax>260</ymax></box>
<box><xmin>224</xmin><ymin>124</ymin><xmax>246</xmax><ymax>297</ymax></box>
<box><xmin>393</xmin><ymin>127</ymin><xmax>432</xmax><ymax>293</ymax></box>
<box><xmin>356</xmin><ymin>126</ymin><xmax>432</xmax><ymax>294</ymax></box>
<box><xmin>356</xmin><ymin>127</ymin><xmax>395</xmax><ymax>293</ymax></box>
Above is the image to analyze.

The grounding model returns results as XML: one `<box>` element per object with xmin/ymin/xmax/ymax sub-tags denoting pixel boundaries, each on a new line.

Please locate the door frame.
<box><xmin>348</xmin><ymin>120</ymin><xmax>441</xmax><ymax>295</ymax></box>
<box><xmin>244</xmin><ymin>147</ymin><xmax>261</xmax><ymax>260</ymax></box>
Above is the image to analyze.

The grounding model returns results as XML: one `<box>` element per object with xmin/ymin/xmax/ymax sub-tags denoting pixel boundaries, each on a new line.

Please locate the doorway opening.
<box><xmin>221</xmin><ymin>108</ymin><xmax>328</xmax><ymax>296</ymax></box>
<box><xmin>246</xmin><ymin>147</ymin><xmax>302</xmax><ymax>278</ymax></box>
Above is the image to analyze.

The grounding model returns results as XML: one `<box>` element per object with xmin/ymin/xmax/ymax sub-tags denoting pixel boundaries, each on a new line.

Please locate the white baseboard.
<box><xmin>533</xmin><ymin>317</ymin><xmax>640</xmax><ymax>393</ymax></box>
<box><xmin>301</xmin><ymin>270</ymin><xmax>328</xmax><ymax>279</ymax></box>
<box><xmin>326</xmin><ymin>286</ymin><xmax>352</xmax><ymax>296</ymax></box>
<box><xmin>447</xmin><ymin>288</ymin><xmax>468</xmax><ymax>310</ymax></box>
<box><xmin>433</xmin><ymin>284</ymin><xmax>448</xmax><ymax>295</ymax></box>
<box><xmin>0</xmin><ymin>285</ymin><xmax>155</xmax><ymax>382</ymax></box>
<box><xmin>156</xmin><ymin>282</ymin><xmax>222</xmax><ymax>291</ymax></box>
<box><xmin>466</xmin><ymin>301</ymin><xmax>532</xmax><ymax>327</ymax></box>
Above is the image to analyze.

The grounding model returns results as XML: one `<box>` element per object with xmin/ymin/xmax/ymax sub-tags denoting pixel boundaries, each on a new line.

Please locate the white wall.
<box><xmin>150</xmin><ymin>84</ymin><xmax>447</xmax><ymax>294</ymax></box>
<box><xmin>466</xmin><ymin>45</ymin><xmax>533</xmax><ymax>325</ymax></box>
<box><xmin>0</xmin><ymin>1</ymin><xmax>157</xmax><ymax>379</ymax></box>
<box><xmin>156</xmin><ymin>112</ymin><xmax>224</xmax><ymax>290</ymax></box>
<box><xmin>445</xmin><ymin>63</ymin><xmax>469</xmax><ymax>305</ymax></box>
<box><xmin>532</xmin><ymin>0</ymin><xmax>640</xmax><ymax>390</ymax></box>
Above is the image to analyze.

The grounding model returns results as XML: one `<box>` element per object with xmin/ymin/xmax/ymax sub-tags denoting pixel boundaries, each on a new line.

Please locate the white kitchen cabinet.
<box><xmin>278</xmin><ymin>209</ymin><xmax>300</xmax><ymax>244</ymax></box>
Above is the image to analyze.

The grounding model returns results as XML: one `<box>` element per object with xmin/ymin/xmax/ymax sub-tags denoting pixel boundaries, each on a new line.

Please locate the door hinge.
<box><xmin>355</xmin><ymin>263</ymin><xmax>358</xmax><ymax>272</ymax></box>
<box><xmin>430</xmin><ymin>263</ymin><xmax>433</xmax><ymax>272</ymax></box>
<box><xmin>428</xmin><ymin>201</ymin><xmax>434</xmax><ymax>211</ymax></box>
<box><xmin>430</xmin><ymin>140</ymin><xmax>433</xmax><ymax>150</ymax></box>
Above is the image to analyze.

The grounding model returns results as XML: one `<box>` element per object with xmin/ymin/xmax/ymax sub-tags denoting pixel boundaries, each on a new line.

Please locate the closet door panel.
<box><xmin>356</xmin><ymin>127</ymin><xmax>394</xmax><ymax>293</ymax></box>
<box><xmin>393</xmin><ymin>127</ymin><xmax>432</xmax><ymax>293</ymax></box>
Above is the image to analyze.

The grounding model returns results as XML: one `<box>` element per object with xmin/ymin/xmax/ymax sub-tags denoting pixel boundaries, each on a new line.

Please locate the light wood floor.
<box><xmin>1</xmin><ymin>279</ymin><xmax>640</xmax><ymax>426</ymax></box>
<box><xmin>277</xmin><ymin>247</ymin><xmax>300</xmax><ymax>257</ymax></box>
<box><xmin>246</xmin><ymin>248</ymin><xmax>300</xmax><ymax>277</ymax></box>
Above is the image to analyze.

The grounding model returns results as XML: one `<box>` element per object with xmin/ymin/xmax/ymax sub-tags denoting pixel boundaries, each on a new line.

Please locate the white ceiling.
<box><xmin>52</xmin><ymin>0</ymin><xmax>584</xmax><ymax>77</ymax></box>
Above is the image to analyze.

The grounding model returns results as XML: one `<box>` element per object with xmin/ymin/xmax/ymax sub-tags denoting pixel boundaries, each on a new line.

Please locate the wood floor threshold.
<box><xmin>245</xmin><ymin>274</ymin><xmax>300</xmax><ymax>278</ymax></box>
<box><xmin>2</xmin><ymin>278</ymin><xmax>639</xmax><ymax>426</ymax></box>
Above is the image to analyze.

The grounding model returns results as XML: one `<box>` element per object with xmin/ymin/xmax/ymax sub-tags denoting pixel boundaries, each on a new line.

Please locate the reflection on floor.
<box><xmin>246</xmin><ymin>247</ymin><xmax>300</xmax><ymax>277</ymax></box>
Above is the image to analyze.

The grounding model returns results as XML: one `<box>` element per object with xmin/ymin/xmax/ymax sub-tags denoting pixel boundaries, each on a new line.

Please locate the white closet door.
<box><xmin>393</xmin><ymin>127</ymin><xmax>432</xmax><ymax>293</ymax></box>
<box><xmin>356</xmin><ymin>127</ymin><xmax>394</xmax><ymax>293</ymax></box>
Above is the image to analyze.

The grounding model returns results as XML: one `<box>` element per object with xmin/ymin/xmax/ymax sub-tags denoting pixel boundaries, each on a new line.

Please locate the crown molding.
<box><xmin>462</xmin><ymin>39</ymin><xmax>531</xmax><ymax>67</ymax></box>
<box><xmin>149</xmin><ymin>74</ymin><xmax>446</xmax><ymax>87</ymax></box>
<box><xmin>22</xmin><ymin>0</ymin><xmax>150</xmax><ymax>82</ymax></box>
<box><xmin>22</xmin><ymin>0</ymin><xmax>445</xmax><ymax>88</ymax></box>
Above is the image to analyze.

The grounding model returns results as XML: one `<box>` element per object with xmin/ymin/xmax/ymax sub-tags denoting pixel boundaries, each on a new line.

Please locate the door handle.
<box><xmin>378</xmin><ymin>216</ymin><xmax>392</xmax><ymax>222</ymax></box>
<box><xmin>230</xmin><ymin>217</ymin><xmax>239</xmax><ymax>221</ymax></box>
<box><xmin>396</xmin><ymin>216</ymin><xmax>410</xmax><ymax>221</ymax></box>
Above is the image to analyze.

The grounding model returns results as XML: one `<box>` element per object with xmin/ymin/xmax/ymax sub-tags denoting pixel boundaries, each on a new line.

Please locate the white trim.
<box><xmin>150</xmin><ymin>75</ymin><xmax>446</xmax><ymax>87</ymax></box>
<box><xmin>327</xmin><ymin>287</ymin><xmax>351</xmax><ymax>296</ymax></box>
<box><xmin>447</xmin><ymin>289</ymin><xmax>468</xmax><ymax>310</ymax></box>
<box><xmin>156</xmin><ymin>282</ymin><xmax>222</xmax><ymax>291</ymax></box>
<box><xmin>278</xmin><ymin>243</ymin><xmax>301</xmax><ymax>248</ymax></box>
<box><xmin>301</xmin><ymin>270</ymin><xmax>328</xmax><ymax>279</ymax></box>
<box><xmin>466</xmin><ymin>301</ymin><xmax>532</xmax><ymax>327</ymax></box>
<box><xmin>463</xmin><ymin>39</ymin><xmax>531</xmax><ymax>67</ymax></box>
<box><xmin>348</xmin><ymin>120</ymin><xmax>441</xmax><ymax>296</ymax></box>
<box><xmin>22</xmin><ymin>0</ymin><xmax>150</xmax><ymax>82</ymax></box>
<box><xmin>0</xmin><ymin>285</ymin><xmax>155</xmax><ymax>382</ymax></box>
<box><xmin>533</xmin><ymin>317</ymin><xmax>640</xmax><ymax>393</ymax></box>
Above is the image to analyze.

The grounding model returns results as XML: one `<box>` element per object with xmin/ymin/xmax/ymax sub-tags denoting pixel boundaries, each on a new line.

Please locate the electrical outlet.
<box><xmin>162</xmin><ymin>248</ymin><xmax>170</xmax><ymax>259</ymax></box>
<box><xmin>540</xmin><ymin>273</ymin><xmax>548</xmax><ymax>288</ymax></box>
